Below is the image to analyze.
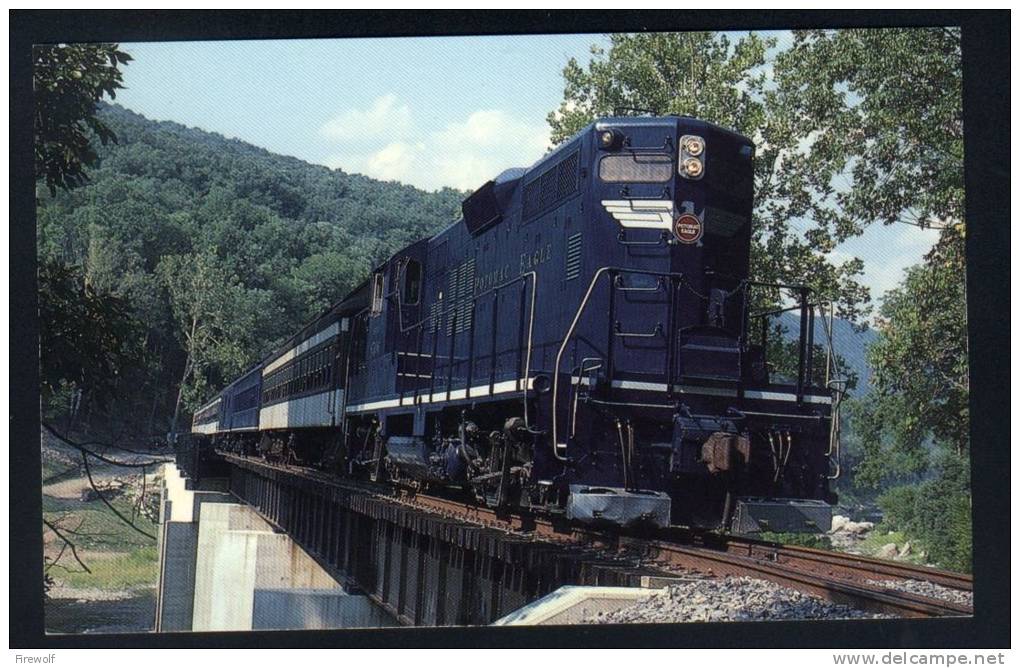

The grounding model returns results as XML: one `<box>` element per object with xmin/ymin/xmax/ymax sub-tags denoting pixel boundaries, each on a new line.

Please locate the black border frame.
<box><xmin>10</xmin><ymin>9</ymin><xmax>1010</xmax><ymax>648</ymax></box>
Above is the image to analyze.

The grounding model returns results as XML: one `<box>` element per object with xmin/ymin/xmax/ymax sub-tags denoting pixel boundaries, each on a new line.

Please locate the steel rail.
<box><xmin>711</xmin><ymin>536</ymin><xmax>973</xmax><ymax>592</ymax></box>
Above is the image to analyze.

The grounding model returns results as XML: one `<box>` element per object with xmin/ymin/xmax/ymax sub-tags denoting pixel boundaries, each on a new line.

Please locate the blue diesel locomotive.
<box><xmin>193</xmin><ymin>116</ymin><xmax>841</xmax><ymax>533</ymax></box>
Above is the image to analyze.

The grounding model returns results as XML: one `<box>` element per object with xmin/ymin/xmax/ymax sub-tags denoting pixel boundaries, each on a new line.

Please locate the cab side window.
<box><xmin>402</xmin><ymin>259</ymin><xmax>422</xmax><ymax>305</ymax></box>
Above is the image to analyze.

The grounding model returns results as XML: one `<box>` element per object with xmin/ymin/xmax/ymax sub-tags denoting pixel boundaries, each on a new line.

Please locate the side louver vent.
<box><xmin>566</xmin><ymin>233</ymin><xmax>583</xmax><ymax>281</ymax></box>
<box><xmin>446</xmin><ymin>258</ymin><xmax>476</xmax><ymax>335</ymax></box>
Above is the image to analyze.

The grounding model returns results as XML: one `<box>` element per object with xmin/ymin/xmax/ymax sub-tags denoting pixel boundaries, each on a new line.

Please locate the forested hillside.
<box><xmin>37</xmin><ymin>104</ymin><xmax>464</xmax><ymax>435</ymax></box>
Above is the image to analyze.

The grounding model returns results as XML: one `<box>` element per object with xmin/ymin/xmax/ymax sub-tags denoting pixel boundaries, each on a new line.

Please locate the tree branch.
<box><xmin>43</xmin><ymin>518</ymin><xmax>92</xmax><ymax>574</ymax></box>
<box><xmin>42</xmin><ymin>421</ymin><xmax>172</xmax><ymax>468</ymax></box>
<box><xmin>80</xmin><ymin>450</ymin><xmax>157</xmax><ymax>540</ymax></box>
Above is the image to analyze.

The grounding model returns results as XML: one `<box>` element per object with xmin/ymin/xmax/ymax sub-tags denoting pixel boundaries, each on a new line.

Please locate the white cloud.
<box><xmin>429</xmin><ymin>110</ymin><xmax>550</xmax><ymax>189</ymax></box>
<box><xmin>323</xmin><ymin>103</ymin><xmax>550</xmax><ymax>191</ymax></box>
<box><xmin>829</xmin><ymin>223</ymin><xmax>941</xmax><ymax>313</ymax></box>
<box><xmin>319</xmin><ymin>94</ymin><xmax>412</xmax><ymax>142</ymax></box>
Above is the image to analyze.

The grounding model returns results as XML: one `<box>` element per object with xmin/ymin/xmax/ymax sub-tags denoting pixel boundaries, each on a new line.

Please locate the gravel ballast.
<box><xmin>868</xmin><ymin>579</ymin><xmax>973</xmax><ymax>607</ymax></box>
<box><xmin>586</xmin><ymin>576</ymin><xmax>886</xmax><ymax>624</ymax></box>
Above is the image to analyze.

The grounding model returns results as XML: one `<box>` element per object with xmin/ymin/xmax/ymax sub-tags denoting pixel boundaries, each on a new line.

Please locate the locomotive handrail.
<box><xmin>475</xmin><ymin>271</ymin><xmax>538</xmax><ymax>425</ymax></box>
<box><xmin>745</xmin><ymin>279</ymin><xmax>815</xmax><ymax>292</ymax></box>
<box><xmin>570</xmin><ymin>358</ymin><xmax>604</xmax><ymax>438</ymax></box>
<box><xmin>390</xmin><ymin>264</ymin><xmax>537</xmax><ymax>422</ymax></box>
<box><xmin>616</xmin><ymin>230</ymin><xmax>669</xmax><ymax>247</ymax></box>
<box><xmin>616</xmin><ymin>186</ymin><xmax>672</xmax><ymax>201</ymax></box>
<box><xmin>607</xmin><ymin>273</ymin><xmax>665</xmax><ymax>291</ymax></box>
<box><xmin>750</xmin><ymin>303</ymin><xmax>813</xmax><ymax>321</ymax></box>
<box><xmin>742</xmin><ymin>281</ymin><xmax>825</xmax><ymax>400</ymax></box>
<box><xmin>551</xmin><ymin>266</ymin><xmax>686</xmax><ymax>461</ymax></box>
<box><xmin>613</xmin><ymin>321</ymin><xmax>663</xmax><ymax>338</ymax></box>
<box><xmin>614</xmin><ymin>274</ymin><xmax>664</xmax><ymax>292</ymax></box>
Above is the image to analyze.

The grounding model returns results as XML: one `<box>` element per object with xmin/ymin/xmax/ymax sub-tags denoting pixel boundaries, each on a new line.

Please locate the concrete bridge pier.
<box><xmin>155</xmin><ymin>464</ymin><xmax>392</xmax><ymax>632</ymax></box>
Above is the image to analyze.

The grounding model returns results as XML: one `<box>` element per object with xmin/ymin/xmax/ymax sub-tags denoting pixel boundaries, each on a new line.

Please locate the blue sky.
<box><xmin>115</xmin><ymin>33</ymin><xmax>940</xmax><ymax>309</ymax></box>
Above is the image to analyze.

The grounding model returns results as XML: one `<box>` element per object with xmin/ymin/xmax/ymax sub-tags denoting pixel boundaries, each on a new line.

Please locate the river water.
<box><xmin>45</xmin><ymin>590</ymin><xmax>156</xmax><ymax>635</ymax></box>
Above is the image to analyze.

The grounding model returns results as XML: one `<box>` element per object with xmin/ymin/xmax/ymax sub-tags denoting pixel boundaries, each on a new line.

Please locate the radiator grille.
<box><xmin>556</xmin><ymin>151</ymin><xmax>579</xmax><ymax>198</ymax></box>
<box><xmin>522</xmin><ymin>149</ymin><xmax>580</xmax><ymax>220</ymax></box>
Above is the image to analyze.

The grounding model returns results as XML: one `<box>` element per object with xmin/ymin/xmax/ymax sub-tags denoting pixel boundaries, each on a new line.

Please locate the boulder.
<box><xmin>829</xmin><ymin>515</ymin><xmax>850</xmax><ymax>533</ymax></box>
<box><xmin>898</xmin><ymin>542</ymin><xmax>912</xmax><ymax>558</ymax></box>
<box><xmin>844</xmin><ymin>521</ymin><xmax>874</xmax><ymax>535</ymax></box>
<box><xmin>876</xmin><ymin>543</ymin><xmax>899</xmax><ymax>559</ymax></box>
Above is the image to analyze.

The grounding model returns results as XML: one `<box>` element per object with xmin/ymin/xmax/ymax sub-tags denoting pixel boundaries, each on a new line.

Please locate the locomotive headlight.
<box><xmin>682</xmin><ymin>157</ymin><xmax>703</xmax><ymax>178</ymax></box>
<box><xmin>679</xmin><ymin>134</ymin><xmax>705</xmax><ymax>179</ymax></box>
<box><xmin>598</xmin><ymin>128</ymin><xmax>621</xmax><ymax>149</ymax></box>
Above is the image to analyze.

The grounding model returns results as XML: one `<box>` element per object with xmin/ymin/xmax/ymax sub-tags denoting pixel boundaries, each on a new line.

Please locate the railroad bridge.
<box><xmin>157</xmin><ymin>442</ymin><xmax>972</xmax><ymax>631</ymax></box>
<box><xmin>157</xmin><ymin>443</ymin><xmax>665</xmax><ymax>630</ymax></box>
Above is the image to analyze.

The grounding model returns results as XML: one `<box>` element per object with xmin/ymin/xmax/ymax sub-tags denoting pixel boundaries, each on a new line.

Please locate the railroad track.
<box><xmin>689</xmin><ymin>532</ymin><xmax>973</xmax><ymax>591</ymax></box>
<box><xmin>400</xmin><ymin>490</ymin><xmax>972</xmax><ymax>618</ymax></box>
<box><xmin>215</xmin><ymin>452</ymin><xmax>973</xmax><ymax>619</ymax></box>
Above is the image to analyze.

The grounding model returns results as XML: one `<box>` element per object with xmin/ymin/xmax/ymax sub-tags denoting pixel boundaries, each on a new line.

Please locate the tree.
<box><xmin>288</xmin><ymin>250</ymin><xmax>368</xmax><ymax>316</ymax></box>
<box><xmin>767</xmin><ymin>28</ymin><xmax>963</xmax><ymax>243</ymax></box>
<box><xmin>38</xmin><ymin>260</ymin><xmax>141</xmax><ymax>422</ymax></box>
<box><xmin>851</xmin><ymin>225</ymin><xmax>968</xmax><ymax>485</ymax></box>
<box><xmin>158</xmin><ymin>250</ymin><xmax>274</xmax><ymax>436</ymax></box>
<box><xmin>33</xmin><ymin>43</ymin><xmax>132</xmax><ymax>195</ymax></box>
<box><xmin>549</xmin><ymin>32</ymin><xmax>772</xmax><ymax>144</ymax></box>
<box><xmin>548</xmin><ymin>32</ymin><xmax>870</xmax><ymax>320</ymax></box>
<box><xmin>767</xmin><ymin>29</ymin><xmax>968</xmax><ymax>567</ymax></box>
<box><xmin>847</xmin><ymin>226</ymin><xmax>969</xmax><ymax>571</ymax></box>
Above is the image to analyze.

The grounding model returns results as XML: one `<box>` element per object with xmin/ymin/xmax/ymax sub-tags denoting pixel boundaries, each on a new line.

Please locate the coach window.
<box><xmin>598</xmin><ymin>153</ymin><xmax>673</xmax><ymax>183</ymax></box>
<box><xmin>402</xmin><ymin>259</ymin><xmax>422</xmax><ymax>305</ymax></box>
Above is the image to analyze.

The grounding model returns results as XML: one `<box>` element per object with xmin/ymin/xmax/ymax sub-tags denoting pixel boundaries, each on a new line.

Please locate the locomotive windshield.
<box><xmin>598</xmin><ymin>153</ymin><xmax>673</xmax><ymax>182</ymax></box>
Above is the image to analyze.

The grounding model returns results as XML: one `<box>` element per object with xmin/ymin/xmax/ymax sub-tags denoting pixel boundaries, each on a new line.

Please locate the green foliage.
<box><xmin>158</xmin><ymin>250</ymin><xmax>277</xmax><ymax>427</ymax></box>
<box><xmin>875</xmin><ymin>485</ymin><xmax>918</xmax><ymax>531</ymax></box>
<box><xmin>56</xmin><ymin>545</ymin><xmax>159</xmax><ymax>590</ymax></box>
<box><xmin>548</xmin><ymin>32</ymin><xmax>773</xmax><ymax>143</ymax></box>
<box><xmin>37</xmin><ymin>104</ymin><xmax>464</xmax><ymax>429</ymax></box>
<box><xmin>845</xmin><ymin>226</ymin><xmax>969</xmax><ymax>572</ymax></box>
<box><xmin>38</xmin><ymin>260</ymin><xmax>142</xmax><ymax>412</ymax></box>
<box><xmin>851</xmin><ymin>226</ymin><xmax>968</xmax><ymax>488</ymax></box>
<box><xmin>877</xmin><ymin>455</ymin><xmax>971</xmax><ymax>572</ymax></box>
<box><xmin>33</xmin><ymin>43</ymin><xmax>132</xmax><ymax>196</ymax></box>
<box><xmin>768</xmin><ymin>28</ymin><xmax>963</xmax><ymax>242</ymax></box>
